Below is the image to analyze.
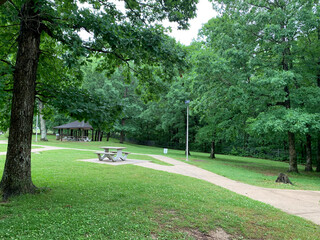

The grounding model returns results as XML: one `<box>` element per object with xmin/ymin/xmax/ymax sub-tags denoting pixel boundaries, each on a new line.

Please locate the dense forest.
<box><xmin>0</xmin><ymin>0</ymin><xmax>320</xmax><ymax>197</ymax></box>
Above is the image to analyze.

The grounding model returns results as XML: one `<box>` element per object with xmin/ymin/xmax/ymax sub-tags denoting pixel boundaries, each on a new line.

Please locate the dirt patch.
<box><xmin>185</xmin><ymin>228</ymin><xmax>233</xmax><ymax>240</ymax></box>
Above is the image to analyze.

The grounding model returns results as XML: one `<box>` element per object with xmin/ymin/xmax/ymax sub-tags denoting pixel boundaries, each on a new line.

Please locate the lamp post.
<box><xmin>185</xmin><ymin>100</ymin><xmax>190</xmax><ymax>161</ymax></box>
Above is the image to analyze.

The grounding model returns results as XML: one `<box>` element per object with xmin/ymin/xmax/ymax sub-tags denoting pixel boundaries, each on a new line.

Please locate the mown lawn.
<box><xmin>0</xmin><ymin>144</ymin><xmax>43</xmax><ymax>152</ymax></box>
<box><xmin>0</xmin><ymin>144</ymin><xmax>7</xmax><ymax>152</ymax></box>
<box><xmin>1</xmin><ymin>134</ymin><xmax>320</xmax><ymax>191</ymax></box>
<box><xmin>0</xmin><ymin>148</ymin><xmax>319</xmax><ymax>239</ymax></box>
<box><xmin>169</xmin><ymin>152</ymin><xmax>320</xmax><ymax>191</ymax></box>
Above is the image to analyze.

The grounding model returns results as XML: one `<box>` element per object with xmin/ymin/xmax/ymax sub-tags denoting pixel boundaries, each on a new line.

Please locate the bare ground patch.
<box><xmin>185</xmin><ymin>228</ymin><xmax>233</xmax><ymax>240</ymax></box>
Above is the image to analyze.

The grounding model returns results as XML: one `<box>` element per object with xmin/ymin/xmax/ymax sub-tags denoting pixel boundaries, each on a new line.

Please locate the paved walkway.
<box><xmin>133</xmin><ymin>155</ymin><xmax>320</xmax><ymax>225</ymax></box>
<box><xmin>1</xmin><ymin>141</ymin><xmax>320</xmax><ymax>225</ymax></box>
<box><xmin>0</xmin><ymin>143</ymin><xmax>96</xmax><ymax>156</ymax></box>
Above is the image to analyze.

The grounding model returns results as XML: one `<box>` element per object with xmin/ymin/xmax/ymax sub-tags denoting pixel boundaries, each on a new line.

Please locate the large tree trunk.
<box><xmin>210</xmin><ymin>140</ymin><xmax>216</xmax><ymax>159</ymax></box>
<box><xmin>39</xmin><ymin>100</ymin><xmax>47</xmax><ymax>141</ymax></box>
<box><xmin>0</xmin><ymin>0</ymin><xmax>41</xmax><ymax>199</ymax></box>
<box><xmin>305</xmin><ymin>134</ymin><xmax>313</xmax><ymax>171</ymax></box>
<box><xmin>288</xmin><ymin>131</ymin><xmax>298</xmax><ymax>172</ymax></box>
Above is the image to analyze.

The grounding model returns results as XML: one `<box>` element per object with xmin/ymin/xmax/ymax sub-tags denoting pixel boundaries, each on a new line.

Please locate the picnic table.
<box><xmin>95</xmin><ymin>146</ymin><xmax>130</xmax><ymax>162</ymax></box>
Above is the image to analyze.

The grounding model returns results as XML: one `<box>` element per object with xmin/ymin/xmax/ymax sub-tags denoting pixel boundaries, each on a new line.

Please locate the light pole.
<box><xmin>185</xmin><ymin>100</ymin><xmax>190</xmax><ymax>161</ymax></box>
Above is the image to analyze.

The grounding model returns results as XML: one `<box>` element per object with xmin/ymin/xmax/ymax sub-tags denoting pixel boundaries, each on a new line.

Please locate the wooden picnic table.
<box><xmin>95</xmin><ymin>146</ymin><xmax>130</xmax><ymax>162</ymax></box>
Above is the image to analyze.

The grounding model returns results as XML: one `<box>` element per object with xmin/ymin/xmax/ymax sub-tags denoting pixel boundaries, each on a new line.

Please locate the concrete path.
<box><xmin>1</xmin><ymin>141</ymin><xmax>320</xmax><ymax>225</ymax></box>
<box><xmin>134</xmin><ymin>155</ymin><xmax>320</xmax><ymax>225</ymax></box>
<box><xmin>0</xmin><ymin>144</ymin><xmax>96</xmax><ymax>156</ymax></box>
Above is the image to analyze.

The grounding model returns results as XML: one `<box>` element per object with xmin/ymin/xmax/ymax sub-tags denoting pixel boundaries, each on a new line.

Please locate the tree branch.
<box><xmin>0</xmin><ymin>72</ymin><xmax>8</xmax><ymax>77</ymax></box>
<box><xmin>83</xmin><ymin>46</ymin><xmax>131</xmax><ymax>62</ymax></box>
<box><xmin>0</xmin><ymin>59</ymin><xmax>13</xmax><ymax>67</ymax></box>
<box><xmin>0</xmin><ymin>24</ymin><xmax>19</xmax><ymax>28</ymax></box>
<box><xmin>35</xmin><ymin>92</ymin><xmax>50</xmax><ymax>102</ymax></box>
<box><xmin>40</xmin><ymin>23</ymin><xmax>54</xmax><ymax>38</ymax></box>
<box><xmin>248</xmin><ymin>2</ymin><xmax>272</xmax><ymax>11</ymax></box>
<box><xmin>7</xmin><ymin>0</ymin><xmax>20</xmax><ymax>13</ymax></box>
<box><xmin>35</xmin><ymin>95</ymin><xmax>49</xmax><ymax>104</ymax></box>
<box><xmin>123</xmin><ymin>0</ymin><xmax>147</xmax><ymax>25</ymax></box>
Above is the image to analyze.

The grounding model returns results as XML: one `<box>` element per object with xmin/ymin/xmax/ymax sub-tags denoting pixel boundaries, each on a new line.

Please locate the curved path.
<box><xmin>134</xmin><ymin>155</ymin><xmax>320</xmax><ymax>225</ymax></box>
<box><xmin>1</xmin><ymin>141</ymin><xmax>320</xmax><ymax>225</ymax></box>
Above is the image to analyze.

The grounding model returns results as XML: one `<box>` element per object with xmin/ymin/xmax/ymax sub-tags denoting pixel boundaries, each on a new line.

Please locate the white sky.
<box><xmin>164</xmin><ymin>0</ymin><xmax>217</xmax><ymax>45</ymax></box>
<box><xmin>80</xmin><ymin>0</ymin><xmax>217</xmax><ymax>45</ymax></box>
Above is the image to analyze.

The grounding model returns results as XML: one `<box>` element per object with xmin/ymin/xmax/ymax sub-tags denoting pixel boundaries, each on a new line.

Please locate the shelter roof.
<box><xmin>53</xmin><ymin>120</ymin><xmax>93</xmax><ymax>130</ymax></box>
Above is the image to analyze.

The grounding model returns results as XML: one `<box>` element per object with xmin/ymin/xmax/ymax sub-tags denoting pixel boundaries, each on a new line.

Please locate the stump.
<box><xmin>275</xmin><ymin>173</ymin><xmax>292</xmax><ymax>185</ymax></box>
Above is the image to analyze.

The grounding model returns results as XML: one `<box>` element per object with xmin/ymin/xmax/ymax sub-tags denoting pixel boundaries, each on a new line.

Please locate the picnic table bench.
<box><xmin>95</xmin><ymin>152</ymin><xmax>116</xmax><ymax>161</ymax></box>
<box><xmin>95</xmin><ymin>146</ymin><xmax>130</xmax><ymax>162</ymax></box>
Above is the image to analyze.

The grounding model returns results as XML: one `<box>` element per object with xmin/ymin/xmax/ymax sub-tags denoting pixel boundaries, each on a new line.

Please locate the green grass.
<box><xmin>30</xmin><ymin>135</ymin><xmax>320</xmax><ymax>191</ymax></box>
<box><xmin>0</xmin><ymin>144</ymin><xmax>43</xmax><ymax>152</ymax></box>
<box><xmin>171</xmin><ymin>152</ymin><xmax>320</xmax><ymax>191</ymax></box>
<box><xmin>129</xmin><ymin>154</ymin><xmax>173</xmax><ymax>166</ymax></box>
<box><xmin>4</xmin><ymin>134</ymin><xmax>320</xmax><ymax>191</ymax></box>
<box><xmin>0</xmin><ymin>149</ymin><xmax>319</xmax><ymax>239</ymax></box>
<box><xmin>30</xmin><ymin>135</ymin><xmax>167</xmax><ymax>155</ymax></box>
<box><xmin>0</xmin><ymin>144</ymin><xmax>7</xmax><ymax>152</ymax></box>
<box><xmin>0</xmin><ymin>135</ymin><xmax>7</xmax><ymax>141</ymax></box>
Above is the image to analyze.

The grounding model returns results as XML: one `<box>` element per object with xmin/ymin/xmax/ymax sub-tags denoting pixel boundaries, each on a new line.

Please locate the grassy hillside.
<box><xmin>0</xmin><ymin>147</ymin><xmax>319</xmax><ymax>239</ymax></box>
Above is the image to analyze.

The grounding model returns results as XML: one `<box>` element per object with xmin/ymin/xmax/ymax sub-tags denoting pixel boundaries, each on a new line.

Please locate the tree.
<box><xmin>189</xmin><ymin>14</ymin><xmax>256</xmax><ymax>158</ymax></box>
<box><xmin>81</xmin><ymin>59</ymin><xmax>145</xmax><ymax>142</ymax></box>
<box><xmin>207</xmin><ymin>0</ymin><xmax>320</xmax><ymax>172</ymax></box>
<box><xmin>0</xmin><ymin>0</ymin><xmax>198</xmax><ymax>199</ymax></box>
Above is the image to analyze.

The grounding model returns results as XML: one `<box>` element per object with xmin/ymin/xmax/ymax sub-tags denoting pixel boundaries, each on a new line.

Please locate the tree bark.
<box><xmin>210</xmin><ymin>140</ymin><xmax>216</xmax><ymax>159</ymax></box>
<box><xmin>305</xmin><ymin>134</ymin><xmax>313</xmax><ymax>171</ymax></box>
<box><xmin>288</xmin><ymin>131</ymin><xmax>298</xmax><ymax>172</ymax></box>
<box><xmin>0</xmin><ymin>0</ymin><xmax>41</xmax><ymax>199</ymax></box>
<box><xmin>301</xmin><ymin>142</ymin><xmax>306</xmax><ymax>161</ymax></box>
<box><xmin>94</xmin><ymin>130</ymin><xmax>98</xmax><ymax>141</ymax></box>
<box><xmin>120</xmin><ymin>119</ymin><xmax>125</xmax><ymax>144</ymax></box>
<box><xmin>100</xmin><ymin>132</ymin><xmax>103</xmax><ymax>141</ymax></box>
<box><xmin>39</xmin><ymin>100</ymin><xmax>47</xmax><ymax>141</ymax></box>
